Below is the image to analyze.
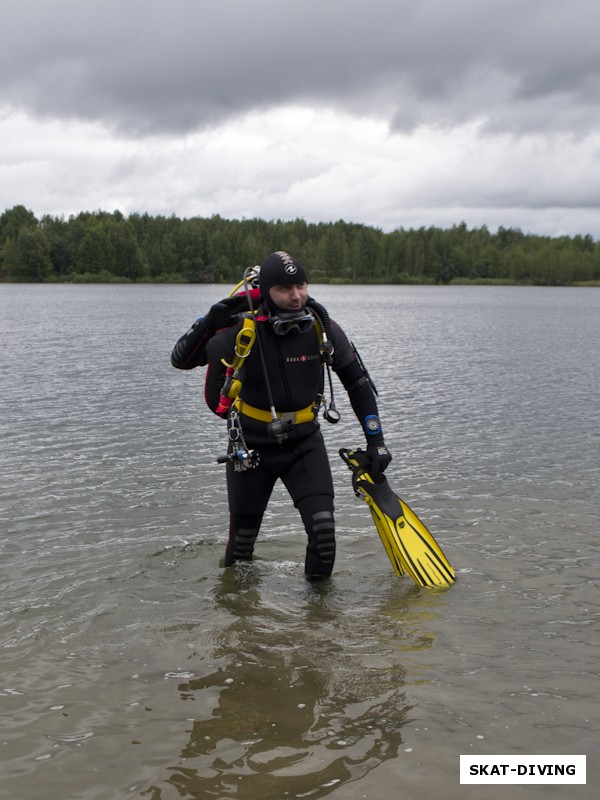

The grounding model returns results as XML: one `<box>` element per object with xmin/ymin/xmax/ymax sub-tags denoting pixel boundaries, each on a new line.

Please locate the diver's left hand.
<box><xmin>366</xmin><ymin>443</ymin><xmax>392</xmax><ymax>473</ymax></box>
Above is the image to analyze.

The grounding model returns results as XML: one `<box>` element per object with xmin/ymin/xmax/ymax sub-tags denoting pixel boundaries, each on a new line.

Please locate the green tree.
<box><xmin>317</xmin><ymin>224</ymin><xmax>348</xmax><ymax>279</ymax></box>
<box><xmin>75</xmin><ymin>230</ymin><xmax>106</xmax><ymax>276</ymax></box>
<box><xmin>350</xmin><ymin>225</ymin><xmax>382</xmax><ymax>280</ymax></box>
<box><xmin>2</xmin><ymin>204</ymin><xmax>599</xmax><ymax>285</ymax></box>
<box><xmin>5</xmin><ymin>226</ymin><xmax>53</xmax><ymax>281</ymax></box>
<box><xmin>110</xmin><ymin>219</ymin><xmax>146</xmax><ymax>280</ymax></box>
<box><xmin>0</xmin><ymin>205</ymin><xmax>38</xmax><ymax>244</ymax></box>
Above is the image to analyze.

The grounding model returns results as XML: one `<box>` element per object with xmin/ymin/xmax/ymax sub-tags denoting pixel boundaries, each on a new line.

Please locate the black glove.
<box><xmin>202</xmin><ymin>297</ymin><xmax>242</xmax><ymax>333</ymax></box>
<box><xmin>366</xmin><ymin>443</ymin><xmax>392</xmax><ymax>473</ymax></box>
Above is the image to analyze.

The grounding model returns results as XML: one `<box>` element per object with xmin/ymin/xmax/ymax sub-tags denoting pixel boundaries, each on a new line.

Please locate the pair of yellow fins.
<box><xmin>340</xmin><ymin>449</ymin><xmax>455</xmax><ymax>588</ymax></box>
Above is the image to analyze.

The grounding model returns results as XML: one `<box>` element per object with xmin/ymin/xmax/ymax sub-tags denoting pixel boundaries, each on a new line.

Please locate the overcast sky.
<box><xmin>2</xmin><ymin>0</ymin><xmax>600</xmax><ymax>238</ymax></box>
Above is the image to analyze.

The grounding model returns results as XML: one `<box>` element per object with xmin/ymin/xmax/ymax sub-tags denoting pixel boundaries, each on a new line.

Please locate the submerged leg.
<box><xmin>297</xmin><ymin>495</ymin><xmax>336</xmax><ymax>580</ymax></box>
<box><xmin>224</xmin><ymin>454</ymin><xmax>276</xmax><ymax>567</ymax></box>
<box><xmin>223</xmin><ymin>512</ymin><xmax>263</xmax><ymax>566</ymax></box>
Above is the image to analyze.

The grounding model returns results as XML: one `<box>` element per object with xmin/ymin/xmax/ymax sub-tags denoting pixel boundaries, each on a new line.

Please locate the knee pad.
<box><xmin>224</xmin><ymin>513</ymin><xmax>262</xmax><ymax>566</ymax></box>
<box><xmin>299</xmin><ymin>498</ymin><xmax>336</xmax><ymax>578</ymax></box>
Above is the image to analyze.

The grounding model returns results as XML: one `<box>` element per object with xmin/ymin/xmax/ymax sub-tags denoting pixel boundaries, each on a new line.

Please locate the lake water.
<box><xmin>1</xmin><ymin>283</ymin><xmax>598</xmax><ymax>800</ymax></box>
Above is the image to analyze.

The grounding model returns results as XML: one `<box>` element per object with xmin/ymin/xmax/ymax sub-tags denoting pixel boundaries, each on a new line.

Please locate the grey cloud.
<box><xmin>2</xmin><ymin>0</ymin><xmax>600</xmax><ymax>137</ymax></box>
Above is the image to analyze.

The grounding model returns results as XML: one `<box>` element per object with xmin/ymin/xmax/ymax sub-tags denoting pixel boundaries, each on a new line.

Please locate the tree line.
<box><xmin>1</xmin><ymin>204</ymin><xmax>599</xmax><ymax>285</ymax></box>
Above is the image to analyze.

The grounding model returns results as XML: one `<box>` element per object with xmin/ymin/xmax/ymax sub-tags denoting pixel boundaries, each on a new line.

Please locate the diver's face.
<box><xmin>269</xmin><ymin>282</ymin><xmax>309</xmax><ymax>311</ymax></box>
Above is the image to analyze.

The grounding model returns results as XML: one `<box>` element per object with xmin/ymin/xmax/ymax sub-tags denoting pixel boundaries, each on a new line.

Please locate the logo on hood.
<box><xmin>275</xmin><ymin>251</ymin><xmax>298</xmax><ymax>275</ymax></box>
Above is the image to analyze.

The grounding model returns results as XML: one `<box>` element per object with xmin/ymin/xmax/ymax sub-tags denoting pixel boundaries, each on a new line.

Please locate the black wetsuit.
<box><xmin>171</xmin><ymin>299</ymin><xmax>385</xmax><ymax>578</ymax></box>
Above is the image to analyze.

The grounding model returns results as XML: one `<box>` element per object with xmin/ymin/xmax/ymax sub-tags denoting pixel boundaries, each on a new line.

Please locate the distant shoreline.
<box><xmin>2</xmin><ymin>278</ymin><xmax>599</xmax><ymax>287</ymax></box>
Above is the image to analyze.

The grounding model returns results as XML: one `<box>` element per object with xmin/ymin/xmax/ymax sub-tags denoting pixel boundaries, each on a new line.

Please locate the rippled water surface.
<box><xmin>1</xmin><ymin>283</ymin><xmax>598</xmax><ymax>799</ymax></box>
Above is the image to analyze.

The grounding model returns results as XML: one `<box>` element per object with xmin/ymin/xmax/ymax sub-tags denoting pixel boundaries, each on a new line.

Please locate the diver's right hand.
<box><xmin>202</xmin><ymin>298</ymin><xmax>242</xmax><ymax>333</ymax></box>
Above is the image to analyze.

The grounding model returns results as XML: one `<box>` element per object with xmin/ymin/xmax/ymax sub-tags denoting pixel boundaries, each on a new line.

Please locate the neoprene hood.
<box><xmin>259</xmin><ymin>251</ymin><xmax>308</xmax><ymax>302</ymax></box>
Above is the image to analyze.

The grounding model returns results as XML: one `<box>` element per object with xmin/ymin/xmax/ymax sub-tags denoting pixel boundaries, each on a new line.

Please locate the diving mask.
<box><xmin>270</xmin><ymin>309</ymin><xmax>315</xmax><ymax>336</ymax></box>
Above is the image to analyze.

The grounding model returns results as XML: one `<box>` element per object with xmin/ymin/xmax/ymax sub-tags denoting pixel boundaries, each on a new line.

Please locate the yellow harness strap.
<box><xmin>219</xmin><ymin>317</ymin><xmax>256</xmax><ymax>398</ymax></box>
<box><xmin>234</xmin><ymin>398</ymin><xmax>316</xmax><ymax>424</ymax></box>
<box><xmin>226</xmin><ymin>314</ymin><xmax>323</xmax><ymax>424</ymax></box>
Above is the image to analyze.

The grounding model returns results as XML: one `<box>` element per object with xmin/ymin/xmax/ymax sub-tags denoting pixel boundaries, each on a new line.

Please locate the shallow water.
<box><xmin>1</xmin><ymin>283</ymin><xmax>598</xmax><ymax>799</ymax></box>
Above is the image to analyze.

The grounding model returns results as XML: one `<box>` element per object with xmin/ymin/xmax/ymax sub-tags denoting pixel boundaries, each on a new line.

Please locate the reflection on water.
<box><xmin>143</xmin><ymin>566</ymin><xmax>420</xmax><ymax>799</ymax></box>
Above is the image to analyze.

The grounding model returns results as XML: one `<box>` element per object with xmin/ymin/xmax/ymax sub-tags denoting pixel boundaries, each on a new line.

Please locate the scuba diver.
<box><xmin>171</xmin><ymin>251</ymin><xmax>392</xmax><ymax>581</ymax></box>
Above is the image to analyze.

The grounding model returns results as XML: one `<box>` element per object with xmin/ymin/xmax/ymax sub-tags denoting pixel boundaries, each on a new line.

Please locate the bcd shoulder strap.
<box><xmin>205</xmin><ymin>314</ymin><xmax>324</xmax><ymax>418</ymax></box>
<box><xmin>214</xmin><ymin>316</ymin><xmax>257</xmax><ymax>417</ymax></box>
